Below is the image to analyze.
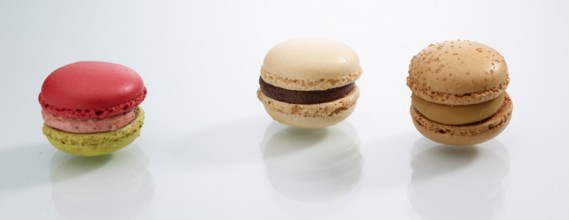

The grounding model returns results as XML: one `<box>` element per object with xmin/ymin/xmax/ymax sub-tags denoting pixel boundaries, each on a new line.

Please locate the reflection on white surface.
<box><xmin>168</xmin><ymin>117</ymin><xmax>268</xmax><ymax>170</ymax></box>
<box><xmin>50</xmin><ymin>145</ymin><xmax>154</xmax><ymax>220</ymax></box>
<box><xmin>261</xmin><ymin>122</ymin><xmax>362</xmax><ymax>203</ymax></box>
<box><xmin>0</xmin><ymin>143</ymin><xmax>53</xmax><ymax>194</ymax></box>
<box><xmin>409</xmin><ymin>140</ymin><xmax>510</xmax><ymax>220</ymax></box>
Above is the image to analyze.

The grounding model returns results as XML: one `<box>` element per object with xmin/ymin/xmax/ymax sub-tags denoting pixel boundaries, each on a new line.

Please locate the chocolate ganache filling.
<box><xmin>259</xmin><ymin>77</ymin><xmax>355</xmax><ymax>104</ymax></box>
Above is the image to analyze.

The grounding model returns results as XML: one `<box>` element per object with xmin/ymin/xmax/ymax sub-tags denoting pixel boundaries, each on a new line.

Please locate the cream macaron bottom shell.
<box><xmin>257</xmin><ymin>87</ymin><xmax>359</xmax><ymax>128</ymax></box>
<box><xmin>411</xmin><ymin>93</ymin><xmax>512</xmax><ymax>146</ymax></box>
<box><xmin>412</xmin><ymin>93</ymin><xmax>505</xmax><ymax>125</ymax></box>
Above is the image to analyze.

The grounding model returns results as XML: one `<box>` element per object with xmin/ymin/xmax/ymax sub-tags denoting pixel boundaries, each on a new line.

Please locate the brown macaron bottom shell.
<box><xmin>257</xmin><ymin>87</ymin><xmax>360</xmax><ymax>128</ymax></box>
<box><xmin>411</xmin><ymin>93</ymin><xmax>512</xmax><ymax>146</ymax></box>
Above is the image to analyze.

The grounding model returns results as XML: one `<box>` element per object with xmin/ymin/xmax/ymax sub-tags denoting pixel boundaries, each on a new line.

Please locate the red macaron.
<box><xmin>39</xmin><ymin>61</ymin><xmax>147</xmax><ymax>156</ymax></box>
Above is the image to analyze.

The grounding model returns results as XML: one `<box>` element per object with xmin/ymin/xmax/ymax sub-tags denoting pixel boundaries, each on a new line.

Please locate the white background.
<box><xmin>1</xmin><ymin>0</ymin><xmax>568</xmax><ymax>219</ymax></box>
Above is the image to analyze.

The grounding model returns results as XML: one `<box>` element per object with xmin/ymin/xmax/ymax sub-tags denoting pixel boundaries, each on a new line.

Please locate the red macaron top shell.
<box><xmin>39</xmin><ymin>61</ymin><xmax>147</xmax><ymax>119</ymax></box>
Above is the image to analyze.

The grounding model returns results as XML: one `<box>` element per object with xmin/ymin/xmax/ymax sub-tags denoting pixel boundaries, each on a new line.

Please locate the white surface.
<box><xmin>1</xmin><ymin>0</ymin><xmax>568</xmax><ymax>219</ymax></box>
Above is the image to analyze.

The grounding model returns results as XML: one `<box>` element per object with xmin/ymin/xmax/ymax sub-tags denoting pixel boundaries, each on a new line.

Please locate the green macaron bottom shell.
<box><xmin>43</xmin><ymin>107</ymin><xmax>145</xmax><ymax>157</ymax></box>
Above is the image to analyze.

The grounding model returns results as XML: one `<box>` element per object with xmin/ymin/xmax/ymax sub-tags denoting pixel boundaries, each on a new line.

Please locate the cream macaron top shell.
<box><xmin>407</xmin><ymin>40</ymin><xmax>509</xmax><ymax>105</ymax></box>
<box><xmin>261</xmin><ymin>38</ymin><xmax>362</xmax><ymax>91</ymax></box>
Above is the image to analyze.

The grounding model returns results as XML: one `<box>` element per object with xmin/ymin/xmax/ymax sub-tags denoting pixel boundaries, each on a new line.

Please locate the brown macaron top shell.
<box><xmin>407</xmin><ymin>40</ymin><xmax>509</xmax><ymax>105</ymax></box>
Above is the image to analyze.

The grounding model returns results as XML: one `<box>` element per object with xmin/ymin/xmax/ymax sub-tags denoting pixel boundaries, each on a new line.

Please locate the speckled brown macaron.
<box><xmin>407</xmin><ymin>40</ymin><xmax>513</xmax><ymax>145</ymax></box>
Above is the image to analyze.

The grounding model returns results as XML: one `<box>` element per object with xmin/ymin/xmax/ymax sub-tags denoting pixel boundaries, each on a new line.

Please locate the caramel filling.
<box><xmin>412</xmin><ymin>93</ymin><xmax>505</xmax><ymax>125</ymax></box>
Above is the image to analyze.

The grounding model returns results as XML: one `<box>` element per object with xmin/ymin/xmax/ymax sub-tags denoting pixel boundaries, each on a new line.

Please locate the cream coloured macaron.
<box><xmin>407</xmin><ymin>40</ymin><xmax>513</xmax><ymax>145</ymax></box>
<box><xmin>257</xmin><ymin>38</ymin><xmax>362</xmax><ymax>128</ymax></box>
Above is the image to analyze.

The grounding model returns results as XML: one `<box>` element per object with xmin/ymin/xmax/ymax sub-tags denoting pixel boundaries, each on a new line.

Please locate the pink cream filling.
<box><xmin>42</xmin><ymin>110</ymin><xmax>136</xmax><ymax>133</ymax></box>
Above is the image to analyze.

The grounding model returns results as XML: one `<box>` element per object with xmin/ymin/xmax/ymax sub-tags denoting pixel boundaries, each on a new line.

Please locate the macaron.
<box><xmin>39</xmin><ymin>61</ymin><xmax>147</xmax><ymax>156</ymax></box>
<box><xmin>257</xmin><ymin>38</ymin><xmax>362</xmax><ymax>128</ymax></box>
<box><xmin>407</xmin><ymin>40</ymin><xmax>513</xmax><ymax>145</ymax></box>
